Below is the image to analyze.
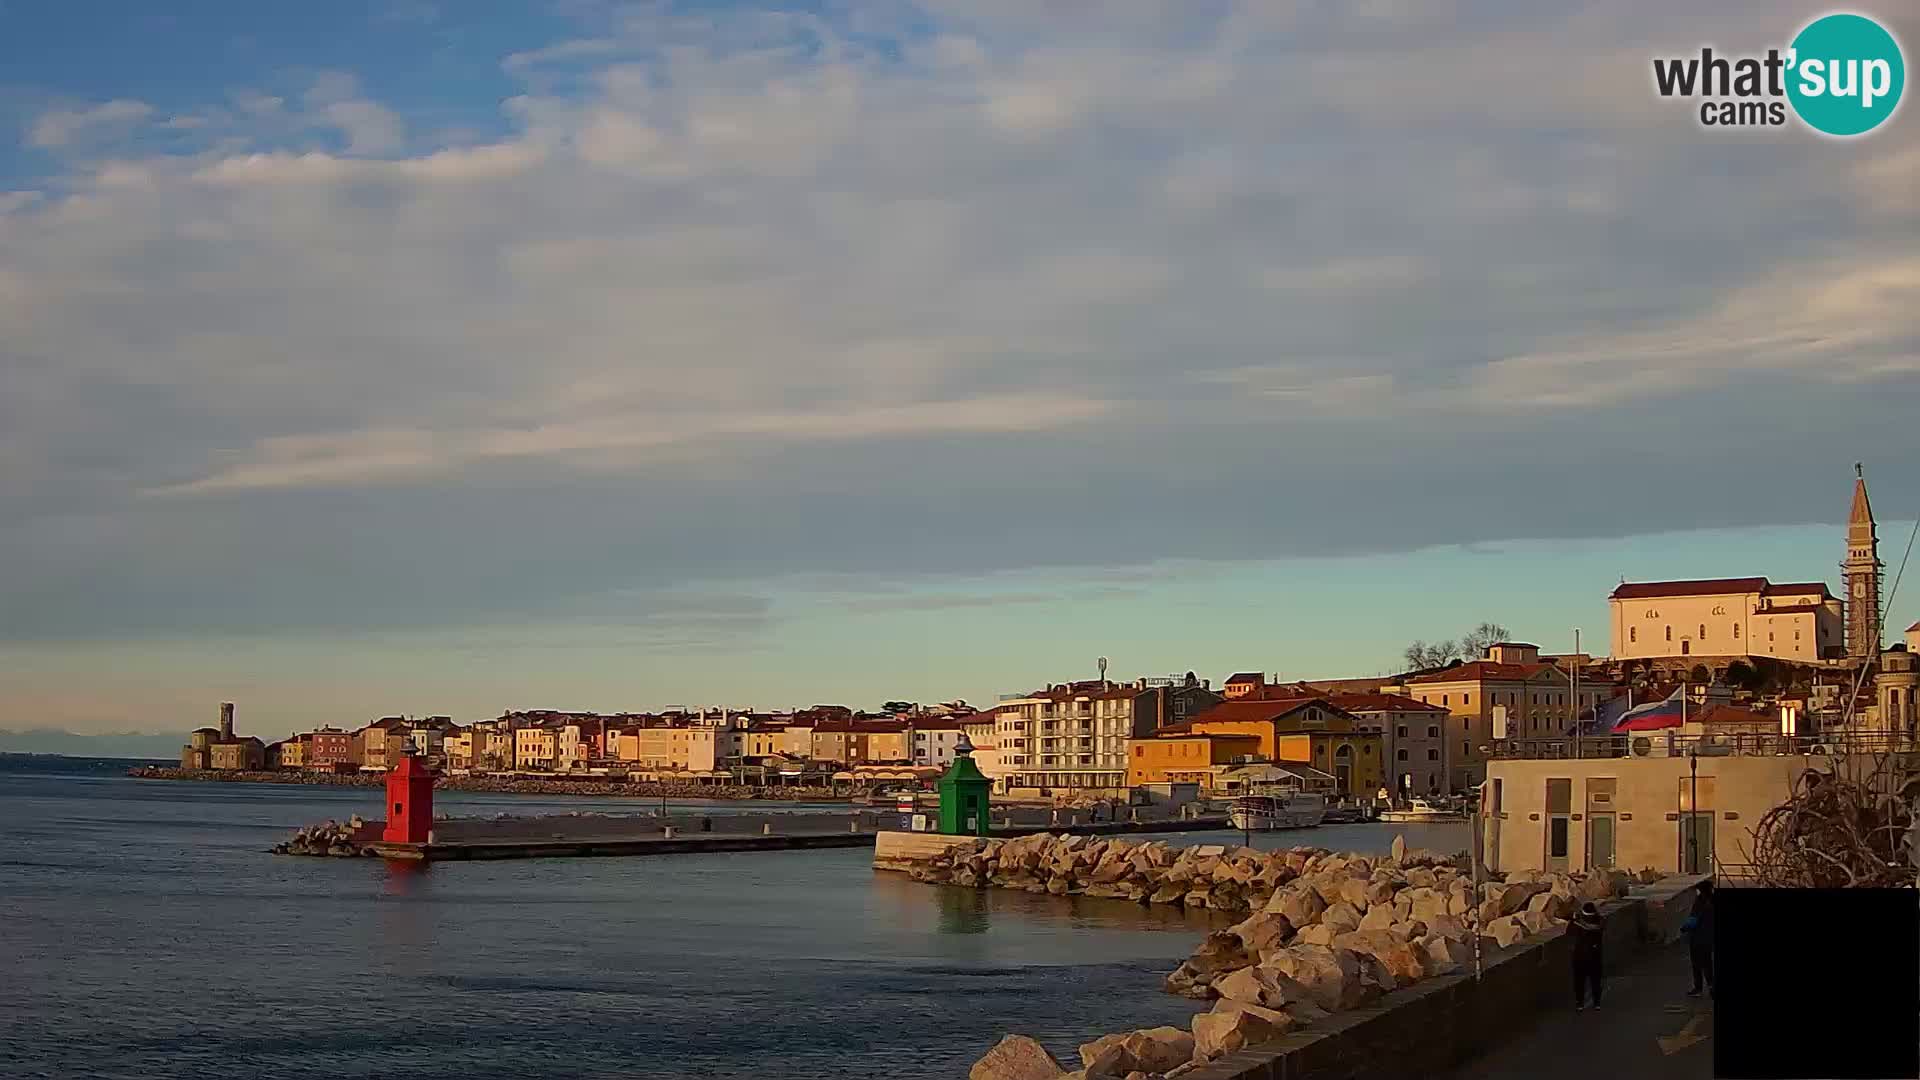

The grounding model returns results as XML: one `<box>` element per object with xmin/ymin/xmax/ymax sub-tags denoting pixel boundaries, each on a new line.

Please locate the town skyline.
<box><xmin>4</xmin><ymin>2</ymin><xmax>1917</xmax><ymax>746</ymax></box>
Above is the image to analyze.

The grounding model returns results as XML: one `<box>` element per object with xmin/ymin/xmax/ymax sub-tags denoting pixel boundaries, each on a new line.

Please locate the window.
<box><xmin>1428</xmin><ymin>749</ymin><xmax>1440</xmax><ymax>761</ymax></box>
<box><xmin>1461</xmin><ymin>740</ymin><xmax>1469</xmax><ymax>758</ymax></box>
<box><xmin>1396</xmin><ymin>725</ymin><xmax>1409</xmax><ymax>738</ymax></box>
<box><xmin>1464</xmin><ymin>694</ymin><xmax>1471</xmax><ymax>706</ymax></box>
<box><xmin>1733</xmin><ymin>623</ymin><xmax>1740</xmax><ymax>640</ymax></box>
<box><xmin>1794</xmin><ymin>629</ymin><xmax>1802</xmax><ymax>641</ymax></box>
<box><xmin>1441</xmin><ymin>694</ymin><xmax>1449</xmax><ymax>706</ymax></box>
<box><xmin>1396</xmin><ymin>748</ymin><xmax>1408</xmax><ymax>761</ymax></box>
<box><xmin>1699</xmin><ymin>623</ymin><xmax>1707</xmax><ymax>639</ymax></box>
<box><xmin>1630</xmin><ymin>626</ymin><xmax>1637</xmax><ymax>643</ymax></box>
<box><xmin>1428</xmin><ymin>725</ymin><xmax>1440</xmax><ymax>738</ymax></box>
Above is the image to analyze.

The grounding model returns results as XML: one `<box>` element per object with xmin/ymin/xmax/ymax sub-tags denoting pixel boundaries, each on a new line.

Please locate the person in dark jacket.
<box><xmin>1683</xmin><ymin>879</ymin><xmax>1715</xmax><ymax>997</ymax></box>
<box><xmin>1570</xmin><ymin>901</ymin><xmax>1605</xmax><ymax>1010</ymax></box>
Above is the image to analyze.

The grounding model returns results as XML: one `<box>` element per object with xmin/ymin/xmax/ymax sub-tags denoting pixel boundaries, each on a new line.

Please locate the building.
<box><xmin>1222</xmin><ymin>672</ymin><xmax>1268</xmax><ymax>699</ymax></box>
<box><xmin>1327</xmin><ymin>693</ymin><xmax>1450</xmax><ymax>798</ymax></box>
<box><xmin>1172</xmin><ymin>696</ymin><xmax>1385</xmax><ymax>798</ymax></box>
<box><xmin>617</xmin><ymin>726</ymin><xmax>719</xmax><ymax>773</ymax></box>
<box><xmin>1608</xmin><ymin>577</ymin><xmax>1842</xmax><ymax>663</ymax></box>
<box><xmin>209</xmin><ymin>736</ymin><xmax>266</xmax><ymax>771</ymax></box>
<box><xmin>356</xmin><ymin>719</ymin><xmax>409</xmax><ymax>771</ymax></box>
<box><xmin>993</xmin><ymin>681</ymin><xmax>1141</xmax><ymax>792</ymax></box>
<box><xmin>1133</xmin><ymin>676</ymin><xmax>1224</xmax><ymax>731</ymax></box>
<box><xmin>269</xmin><ymin>737</ymin><xmax>308</xmax><ymax>769</ymax></box>
<box><xmin>1606</xmin><ymin>469</ymin><xmax>1877</xmax><ymax>665</ymax></box>
<box><xmin>1403</xmin><ymin>643</ymin><xmax>1608</xmax><ymax>790</ymax></box>
<box><xmin>860</xmin><ymin>720</ymin><xmax>911</xmax><ymax>764</ymax></box>
<box><xmin>514</xmin><ymin>726</ymin><xmax>558</xmax><ymax>771</ymax></box>
<box><xmin>1844</xmin><ymin>466</ymin><xmax>1884</xmax><ymax>660</ymax></box>
<box><xmin>1485</xmin><ymin>742</ymin><xmax>1844</xmax><ymax>876</ymax></box>
<box><xmin>1126</xmin><ymin>731</ymin><xmax>1264</xmax><ymax>789</ymax></box>
<box><xmin>308</xmin><ymin>728</ymin><xmax>353</xmax><ymax>769</ymax></box>
<box><xmin>906</xmin><ymin>717</ymin><xmax>967</xmax><ymax>767</ymax></box>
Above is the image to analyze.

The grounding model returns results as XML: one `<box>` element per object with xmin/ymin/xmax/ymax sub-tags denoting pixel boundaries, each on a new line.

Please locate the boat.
<box><xmin>1320</xmin><ymin>804</ymin><xmax>1369</xmax><ymax>824</ymax></box>
<box><xmin>1376</xmin><ymin>798</ymin><xmax>1468</xmax><ymax>823</ymax></box>
<box><xmin>1228</xmin><ymin>790</ymin><xmax>1328</xmax><ymax>831</ymax></box>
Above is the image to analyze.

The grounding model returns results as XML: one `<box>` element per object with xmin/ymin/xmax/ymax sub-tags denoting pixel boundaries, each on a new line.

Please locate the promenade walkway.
<box><xmin>1439</xmin><ymin>939</ymin><xmax>1713</xmax><ymax>1080</ymax></box>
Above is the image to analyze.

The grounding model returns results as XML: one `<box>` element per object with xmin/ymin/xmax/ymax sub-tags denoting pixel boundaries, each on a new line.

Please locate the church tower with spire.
<box><xmin>1843</xmin><ymin>463</ymin><xmax>1883</xmax><ymax>660</ymax></box>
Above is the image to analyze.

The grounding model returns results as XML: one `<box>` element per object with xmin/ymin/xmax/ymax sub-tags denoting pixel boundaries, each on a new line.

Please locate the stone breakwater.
<box><xmin>890</xmin><ymin>832</ymin><xmax>1656</xmax><ymax>1080</ymax></box>
<box><xmin>272</xmin><ymin>816</ymin><xmax>378</xmax><ymax>857</ymax></box>
<box><xmin>127</xmin><ymin>766</ymin><xmax>840</xmax><ymax>802</ymax></box>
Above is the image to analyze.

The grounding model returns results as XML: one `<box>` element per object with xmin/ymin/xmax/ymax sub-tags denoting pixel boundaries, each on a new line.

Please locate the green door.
<box><xmin>1587</xmin><ymin>813</ymin><xmax>1615</xmax><ymax>869</ymax></box>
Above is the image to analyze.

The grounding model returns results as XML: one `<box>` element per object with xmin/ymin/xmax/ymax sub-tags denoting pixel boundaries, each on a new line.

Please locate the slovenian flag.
<box><xmin>1614</xmin><ymin>685</ymin><xmax>1689</xmax><ymax>732</ymax></box>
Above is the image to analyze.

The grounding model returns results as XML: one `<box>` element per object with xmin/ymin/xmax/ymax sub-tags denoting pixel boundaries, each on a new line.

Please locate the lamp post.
<box><xmin>1571</xmin><ymin>628</ymin><xmax>1582</xmax><ymax>758</ymax></box>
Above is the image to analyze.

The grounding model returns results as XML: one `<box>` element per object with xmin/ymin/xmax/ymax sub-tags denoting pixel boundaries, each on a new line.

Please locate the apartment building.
<box><xmin>1403</xmin><ymin>642</ymin><xmax>1609</xmax><ymax>790</ymax></box>
<box><xmin>514</xmin><ymin>726</ymin><xmax>558</xmax><ymax>771</ymax></box>
<box><xmin>1327</xmin><ymin>693</ymin><xmax>1451</xmax><ymax>798</ymax></box>
<box><xmin>994</xmin><ymin>681</ymin><xmax>1139</xmax><ymax>792</ymax></box>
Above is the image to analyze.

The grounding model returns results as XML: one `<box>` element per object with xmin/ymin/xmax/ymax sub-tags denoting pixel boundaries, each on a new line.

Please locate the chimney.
<box><xmin>218</xmin><ymin>702</ymin><xmax>235</xmax><ymax>742</ymax></box>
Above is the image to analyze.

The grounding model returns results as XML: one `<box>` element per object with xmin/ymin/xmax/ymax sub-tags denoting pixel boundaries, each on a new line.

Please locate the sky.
<box><xmin>1</xmin><ymin>2</ymin><xmax>1917</xmax><ymax>744</ymax></box>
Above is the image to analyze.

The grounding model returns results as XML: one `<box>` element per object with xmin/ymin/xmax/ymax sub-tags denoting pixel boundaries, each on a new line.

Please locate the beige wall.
<box><xmin>514</xmin><ymin>728</ymin><xmax>557</xmax><ymax>770</ymax></box>
<box><xmin>1610</xmin><ymin>591</ymin><xmax>1839</xmax><ymax>662</ymax></box>
<box><xmin>1407</xmin><ymin>672</ymin><xmax>1606</xmax><ymax>790</ymax></box>
<box><xmin>619</xmin><ymin>727</ymin><xmax>718</xmax><ymax>772</ymax></box>
<box><xmin>1485</xmin><ymin>754</ymin><xmax>1820</xmax><ymax>875</ymax></box>
<box><xmin>1356</xmin><ymin>707</ymin><xmax>1448</xmax><ymax>796</ymax></box>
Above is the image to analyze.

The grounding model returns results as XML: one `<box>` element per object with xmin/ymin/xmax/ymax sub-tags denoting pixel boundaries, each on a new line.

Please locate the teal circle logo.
<box><xmin>1787</xmin><ymin>13</ymin><xmax>1905</xmax><ymax>136</ymax></box>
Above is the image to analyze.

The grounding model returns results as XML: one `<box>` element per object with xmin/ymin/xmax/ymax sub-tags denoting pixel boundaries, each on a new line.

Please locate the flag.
<box><xmin>1614</xmin><ymin>685</ymin><xmax>1689</xmax><ymax>732</ymax></box>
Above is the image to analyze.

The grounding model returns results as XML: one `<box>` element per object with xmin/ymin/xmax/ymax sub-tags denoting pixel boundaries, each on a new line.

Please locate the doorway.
<box><xmin>1545</xmin><ymin>777</ymin><xmax>1572</xmax><ymax>873</ymax></box>
<box><xmin>1587</xmin><ymin>813</ymin><xmax>1615</xmax><ymax>869</ymax></box>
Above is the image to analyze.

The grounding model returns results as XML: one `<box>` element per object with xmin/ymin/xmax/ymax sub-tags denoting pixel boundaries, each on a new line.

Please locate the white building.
<box><xmin>1608</xmin><ymin>577</ymin><xmax>1842</xmax><ymax>662</ymax></box>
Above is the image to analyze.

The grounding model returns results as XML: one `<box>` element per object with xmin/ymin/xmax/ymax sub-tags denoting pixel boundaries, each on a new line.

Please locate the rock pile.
<box><xmin>957</xmin><ymin>834</ymin><xmax>1658</xmax><ymax>1080</ymax></box>
<box><xmin>271</xmin><ymin>817</ymin><xmax>377</xmax><ymax>857</ymax></box>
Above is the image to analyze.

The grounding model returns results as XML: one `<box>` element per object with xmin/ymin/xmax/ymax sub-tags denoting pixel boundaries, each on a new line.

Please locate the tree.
<box><xmin>1404</xmin><ymin>639</ymin><xmax>1459</xmax><ymax>671</ymax></box>
<box><xmin>1458</xmin><ymin>622</ymin><xmax>1512</xmax><ymax>661</ymax></box>
<box><xmin>1724</xmin><ymin>660</ymin><xmax>1757</xmax><ymax>691</ymax></box>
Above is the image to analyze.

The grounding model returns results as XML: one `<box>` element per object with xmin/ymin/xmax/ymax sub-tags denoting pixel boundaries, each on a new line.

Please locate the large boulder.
<box><xmin>1162</xmin><ymin>962</ymin><xmax>1212</xmax><ymax>999</ymax></box>
<box><xmin>1229</xmin><ymin>911</ymin><xmax>1294</xmax><ymax>957</ymax></box>
<box><xmin>1357</xmin><ymin>903</ymin><xmax>1397</xmax><ymax>933</ymax></box>
<box><xmin>1265</xmin><ymin>944</ymin><xmax>1367</xmax><ymax>1013</ymax></box>
<box><xmin>971</xmin><ymin>1035</ymin><xmax>1065</xmax><ymax>1080</ymax></box>
<box><xmin>1266</xmin><ymin>885</ymin><xmax>1327</xmax><ymax>929</ymax></box>
<box><xmin>1389</xmin><ymin>834</ymin><xmax>1408</xmax><ymax>864</ymax></box>
<box><xmin>1526</xmin><ymin>890</ymin><xmax>1574</xmax><ymax>921</ymax></box>
<box><xmin>1115</xmin><ymin>1028</ymin><xmax>1194</xmax><ymax>1075</ymax></box>
<box><xmin>1484</xmin><ymin>915</ymin><xmax>1530</xmax><ymax>949</ymax></box>
<box><xmin>1194</xmin><ymin>1005</ymin><xmax>1291</xmax><ymax>1060</ymax></box>
<box><xmin>1187</xmin><ymin>931</ymin><xmax>1251</xmax><ymax>976</ymax></box>
<box><xmin>1337</xmin><ymin>877</ymin><xmax>1374</xmax><ymax>911</ymax></box>
<box><xmin>1212</xmin><ymin>963</ymin><xmax>1316</xmax><ymax>1011</ymax></box>
<box><xmin>1578</xmin><ymin>869</ymin><xmax>1631</xmax><ymax>901</ymax></box>
<box><xmin>1291</xmin><ymin>923</ymin><xmax>1338</xmax><ymax>946</ymax></box>
<box><xmin>1321</xmin><ymin>901</ymin><xmax>1364</xmax><ymax>935</ymax></box>
<box><xmin>1404</xmin><ymin>887</ymin><xmax>1450</xmax><ymax>924</ymax></box>
<box><xmin>1334</xmin><ymin>930</ymin><xmax>1428</xmax><ymax>986</ymax></box>
<box><xmin>1417</xmin><ymin>934</ymin><xmax>1465</xmax><ymax>975</ymax></box>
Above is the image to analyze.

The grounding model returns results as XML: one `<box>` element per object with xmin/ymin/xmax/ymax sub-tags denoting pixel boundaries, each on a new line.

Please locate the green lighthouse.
<box><xmin>936</xmin><ymin>735</ymin><xmax>992</xmax><ymax>836</ymax></box>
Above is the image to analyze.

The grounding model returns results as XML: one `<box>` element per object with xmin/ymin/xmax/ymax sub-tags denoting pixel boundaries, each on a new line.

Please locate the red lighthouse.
<box><xmin>382</xmin><ymin>745</ymin><xmax>436</xmax><ymax>845</ymax></box>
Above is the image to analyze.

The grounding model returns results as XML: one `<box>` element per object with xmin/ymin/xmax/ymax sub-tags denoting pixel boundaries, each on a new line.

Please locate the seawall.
<box><xmin>1184</xmin><ymin>876</ymin><xmax>1702</xmax><ymax>1080</ymax></box>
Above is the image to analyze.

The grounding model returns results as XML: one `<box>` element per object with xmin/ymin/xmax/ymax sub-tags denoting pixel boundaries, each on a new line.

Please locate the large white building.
<box><xmin>1608</xmin><ymin>577</ymin><xmax>1842</xmax><ymax>662</ymax></box>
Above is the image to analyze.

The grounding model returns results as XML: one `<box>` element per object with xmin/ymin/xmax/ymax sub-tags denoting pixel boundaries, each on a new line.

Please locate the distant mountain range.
<box><xmin>0</xmin><ymin>728</ymin><xmax>188</xmax><ymax>759</ymax></box>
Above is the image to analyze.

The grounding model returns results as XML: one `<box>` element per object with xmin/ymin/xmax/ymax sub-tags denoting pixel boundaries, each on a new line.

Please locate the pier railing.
<box><xmin>1489</xmin><ymin>732</ymin><xmax>1919</xmax><ymax>760</ymax></box>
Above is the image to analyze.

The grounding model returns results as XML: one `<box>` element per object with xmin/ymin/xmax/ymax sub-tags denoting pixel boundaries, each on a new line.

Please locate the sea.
<box><xmin>0</xmin><ymin>756</ymin><xmax>1470</xmax><ymax>1079</ymax></box>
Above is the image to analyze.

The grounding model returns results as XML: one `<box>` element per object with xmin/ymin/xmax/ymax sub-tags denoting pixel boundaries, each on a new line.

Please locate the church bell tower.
<box><xmin>1843</xmin><ymin>463</ymin><xmax>1883</xmax><ymax>661</ymax></box>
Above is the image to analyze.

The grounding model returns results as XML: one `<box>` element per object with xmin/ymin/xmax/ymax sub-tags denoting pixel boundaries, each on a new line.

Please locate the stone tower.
<box><xmin>1843</xmin><ymin>464</ymin><xmax>1883</xmax><ymax>661</ymax></box>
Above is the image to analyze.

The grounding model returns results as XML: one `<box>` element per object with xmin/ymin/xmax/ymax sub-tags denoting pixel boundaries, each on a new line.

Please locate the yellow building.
<box><xmin>1403</xmin><ymin>643</ymin><xmax>1608</xmax><ymax>791</ymax></box>
<box><xmin>270</xmin><ymin>738</ymin><xmax>308</xmax><ymax>769</ymax></box>
<box><xmin>209</xmin><ymin>737</ymin><xmax>266</xmax><ymax>771</ymax></box>
<box><xmin>746</xmin><ymin>726</ymin><xmax>789</xmax><ymax>759</ymax></box>
<box><xmin>1126</xmin><ymin>732</ymin><xmax>1263</xmax><ymax>789</ymax></box>
<box><xmin>616</xmin><ymin>726</ymin><xmax>719</xmax><ymax>773</ymax></box>
<box><xmin>863</xmin><ymin>725</ymin><xmax>911</xmax><ymax>764</ymax></box>
<box><xmin>1178</xmin><ymin>697</ymin><xmax>1383</xmax><ymax>798</ymax></box>
<box><xmin>515</xmin><ymin>727</ymin><xmax>558</xmax><ymax>771</ymax></box>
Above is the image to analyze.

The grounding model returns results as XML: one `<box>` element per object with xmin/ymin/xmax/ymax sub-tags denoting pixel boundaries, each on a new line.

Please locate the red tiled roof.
<box><xmin>1763</xmin><ymin>582</ymin><xmax>1834</xmax><ymax>599</ymax></box>
<box><xmin>1406</xmin><ymin>661</ymin><xmax>1557</xmax><ymax>685</ymax></box>
<box><xmin>1754</xmin><ymin>604</ymin><xmax>1823</xmax><ymax>616</ymax></box>
<box><xmin>1908</xmin><ymin>621</ymin><xmax>1920</xmax><ymax>633</ymax></box>
<box><xmin>1327</xmin><ymin>692</ymin><xmax>1446</xmax><ymax>714</ymax></box>
<box><xmin>1610</xmin><ymin>577</ymin><xmax>1769</xmax><ymax>600</ymax></box>
<box><xmin>906</xmin><ymin>717</ymin><xmax>967</xmax><ymax>731</ymax></box>
<box><xmin>1181</xmin><ymin>697</ymin><xmax>1353</xmax><ymax>728</ymax></box>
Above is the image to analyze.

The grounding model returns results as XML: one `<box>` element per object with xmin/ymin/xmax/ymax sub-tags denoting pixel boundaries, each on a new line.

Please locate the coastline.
<box><xmin>125</xmin><ymin>766</ymin><xmax>843</xmax><ymax>802</ymax></box>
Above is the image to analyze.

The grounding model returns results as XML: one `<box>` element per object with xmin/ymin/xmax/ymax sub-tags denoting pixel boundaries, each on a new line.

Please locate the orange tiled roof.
<box><xmin>1406</xmin><ymin>661</ymin><xmax>1557</xmax><ymax>685</ymax></box>
<box><xmin>1610</xmin><ymin>577</ymin><xmax>1769</xmax><ymax>600</ymax></box>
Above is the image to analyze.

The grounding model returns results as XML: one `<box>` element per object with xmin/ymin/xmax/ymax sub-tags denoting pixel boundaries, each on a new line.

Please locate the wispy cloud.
<box><xmin>28</xmin><ymin>98</ymin><xmax>152</xmax><ymax>148</ymax></box>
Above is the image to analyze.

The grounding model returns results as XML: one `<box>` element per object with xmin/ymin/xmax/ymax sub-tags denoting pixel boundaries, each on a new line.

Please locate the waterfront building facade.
<box><xmin>1403</xmin><ymin>643</ymin><xmax>1608</xmax><ymax>791</ymax></box>
<box><xmin>1327</xmin><ymin>692</ymin><xmax>1449</xmax><ymax>797</ymax></box>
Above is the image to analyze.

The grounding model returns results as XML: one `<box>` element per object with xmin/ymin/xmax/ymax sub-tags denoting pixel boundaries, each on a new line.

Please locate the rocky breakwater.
<box><xmin>948</xmin><ymin>833</ymin><xmax>1658</xmax><ymax>1080</ymax></box>
<box><xmin>271</xmin><ymin>816</ymin><xmax>379</xmax><ymax>857</ymax></box>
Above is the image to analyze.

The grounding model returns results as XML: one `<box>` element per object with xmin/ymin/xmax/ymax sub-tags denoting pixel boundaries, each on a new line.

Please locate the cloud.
<box><xmin>27</xmin><ymin>99</ymin><xmax>152</xmax><ymax>148</ymax></box>
<box><xmin>1</xmin><ymin>0</ymin><xmax>1918</xmax><ymax>647</ymax></box>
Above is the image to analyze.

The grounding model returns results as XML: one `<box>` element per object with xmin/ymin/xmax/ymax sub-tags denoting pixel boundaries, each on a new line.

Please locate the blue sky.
<box><xmin>1</xmin><ymin>2</ymin><xmax>1917</xmax><ymax>742</ymax></box>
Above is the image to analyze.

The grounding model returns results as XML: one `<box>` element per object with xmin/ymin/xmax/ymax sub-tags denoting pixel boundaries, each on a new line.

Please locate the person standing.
<box><xmin>1570</xmin><ymin>901</ymin><xmax>1606</xmax><ymax>1010</ymax></box>
<box><xmin>1683</xmin><ymin>879</ymin><xmax>1715</xmax><ymax>997</ymax></box>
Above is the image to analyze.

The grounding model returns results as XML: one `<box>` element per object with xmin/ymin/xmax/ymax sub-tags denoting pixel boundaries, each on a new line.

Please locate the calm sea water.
<box><xmin>0</xmin><ymin>759</ymin><xmax>1468</xmax><ymax>1079</ymax></box>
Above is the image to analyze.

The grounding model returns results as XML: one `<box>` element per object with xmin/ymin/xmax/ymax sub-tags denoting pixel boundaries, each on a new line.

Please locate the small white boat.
<box><xmin>1376</xmin><ymin>798</ymin><xmax>1467</xmax><ymax>823</ymax></box>
<box><xmin>1229</xmin><ymin>791</ymin><xmax>1328</xmax><ymax>831</ymax></box>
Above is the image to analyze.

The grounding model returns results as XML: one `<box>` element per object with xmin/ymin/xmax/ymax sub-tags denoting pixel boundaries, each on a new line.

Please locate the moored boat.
<box><xmin>1228</xmin><ymin>790</ymin><xmax>1328</xmax><ymax>831</ymax></box>
<box><xmin>1376</xmin><ymin>797</ymin><xmax>1467</xmax><ymax>823</ymax></box>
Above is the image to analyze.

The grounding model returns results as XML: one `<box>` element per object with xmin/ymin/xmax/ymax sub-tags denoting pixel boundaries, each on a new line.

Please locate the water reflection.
<box><xmin>936</xmin><ymin>885</ymin><xmax>989</xmax><ymax>935</ymax></box>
